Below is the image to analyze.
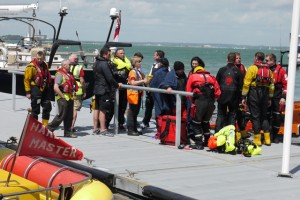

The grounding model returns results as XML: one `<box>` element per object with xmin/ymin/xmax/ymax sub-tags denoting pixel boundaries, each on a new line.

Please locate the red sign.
<box><xmin>18</xmin><ymin>115</ymin><xmax>84</xmax><ymax>160</ymax></box>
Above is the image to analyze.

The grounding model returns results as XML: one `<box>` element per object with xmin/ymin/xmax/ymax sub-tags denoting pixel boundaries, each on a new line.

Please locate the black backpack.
<box><xmin>197</xmin><ymin>74</ymin><xmax>215</xmax><ymax>100</ymax></box>
<box><xmin>219</xmin><ymin>67</ymin><xmax>237</xmax><ymax>92</ymax></box>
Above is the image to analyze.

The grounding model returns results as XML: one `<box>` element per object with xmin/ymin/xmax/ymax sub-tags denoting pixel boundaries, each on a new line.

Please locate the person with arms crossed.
<box><xmin>111</xmin><ymin>48</ymin><xmax>131</xmax><ymax>130</ymax></box>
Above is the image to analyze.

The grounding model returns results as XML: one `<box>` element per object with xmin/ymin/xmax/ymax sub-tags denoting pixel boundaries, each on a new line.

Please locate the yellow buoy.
<box><xmin>71</xmin><ymin>179</ymin><xmax>113</xmax><ymax>200</ymax></box>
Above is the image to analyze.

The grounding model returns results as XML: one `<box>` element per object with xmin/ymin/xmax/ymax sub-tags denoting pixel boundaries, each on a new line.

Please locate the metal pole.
<box><xmin>106</xmin><ymin>17</ymin><xmax>116</xmax><ymax>44</ymax></box>
<box><xmin>175</xmin><ymin>94</ymin><xmax>182</xmax><ymax>147</ymax></box>
<box><xmin>12</xmin><ymin>72</ymin><xmax>16</xmax><ymax>111</ymax></box>
<box><xmin>279</xmin><ymin>0</ymin><xmax>300</xmax><ymax>177</ymax></box>
<box><xmin>114</xmin><ymin>89</ymin><xmax>119</xmax><ymax>135</ymax></box>
<box><xmin>56</xmin><ymin>11</ymin><xmax>67</xmax><ymax>41</ymax></box>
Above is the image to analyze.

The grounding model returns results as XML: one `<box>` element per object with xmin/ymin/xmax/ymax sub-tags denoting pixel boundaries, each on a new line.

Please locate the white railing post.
<box><xmin>114</xmin><ymin>89</ymin><xmax>119</xmax><ymax>135</ymax></box>
<box><xmin>12</xmin><ymin>72</ymin><xmax>16</xmax><ymax>111</ymax></box>
<box><xmin>279</xmin><ymin>0</ymin><xmax>300</xmax><ymax>177</ymax></box>
<box><xmin>175</xmin><ymin>94</ymin><xmax>182</xmax><ymax>147</ymax></box>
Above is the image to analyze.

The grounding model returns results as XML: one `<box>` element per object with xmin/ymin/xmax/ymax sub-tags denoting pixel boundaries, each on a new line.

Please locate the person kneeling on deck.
<box><xmin>127</xmin><ymin>56</ymin><xmax>148</xmax><ymax>136</ymax></box>
<box><xmin>47</xmin><ymin>59</ymin><xmax>78</xmax><ymax>138</ymax></box>
<box><xmin>186</xmin><ymin>64</ymin><xmax>221</xmax><ymax>150</ymax></box>
<box><xmin>208</xmin><ymin>125</ymin><xmax>262</xmax><ymax>156</ymax></box>
<box><xmin>24</xmin><ymin>50</ymin><xmax>52</xmax><ymax>126</ymax></box>
<box><xmin>208</xmin><ymin>125</ymin><xmax>236</xmax><ymax>154</ymax></box>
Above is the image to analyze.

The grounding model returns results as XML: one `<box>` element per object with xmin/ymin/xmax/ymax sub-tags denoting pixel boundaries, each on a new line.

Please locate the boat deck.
<box><xmin>1</xmin><ymin>92</ymin><xmax>300</xmax><ymax>199</ymax></box>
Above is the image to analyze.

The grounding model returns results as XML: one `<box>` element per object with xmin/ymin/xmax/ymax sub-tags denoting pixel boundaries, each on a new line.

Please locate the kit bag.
<box><xmin>156</xmin><ymin>115</ymin><xmax>187</xmax><ymax>145</ymax></box>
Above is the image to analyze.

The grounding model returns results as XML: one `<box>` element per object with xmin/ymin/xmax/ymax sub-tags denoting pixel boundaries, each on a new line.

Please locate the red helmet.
<box><xmin>208</xmin><ymin>136</ymin><xmax>217</xmax><ymax>149</ymax></box>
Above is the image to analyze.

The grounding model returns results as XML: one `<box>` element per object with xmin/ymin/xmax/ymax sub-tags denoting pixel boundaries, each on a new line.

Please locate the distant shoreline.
<box><xmin>0</xmin><ymin>35</ymin><xmax>288</xmax><ymax>49</ymax></box>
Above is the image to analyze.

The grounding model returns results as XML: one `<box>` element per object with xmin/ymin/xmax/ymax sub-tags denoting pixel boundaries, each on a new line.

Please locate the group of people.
<box><xmin>185</xmin><ymin>51</ymin><xmax>287</xmax><ymax>149</ymax></box>
<box><xmin>24</xmin><ymin>48</ymin><xmax>287</xmax><ymax>149</ymax></box>
<box><xmin>24</xmin><ymin>51</ymin><xmax>86</xmax><ymax>138</ymax></box>
<box><xmin>138</xmin><ymin>50</ymin><xmax>287</xmax><ymax>149</ymax></box>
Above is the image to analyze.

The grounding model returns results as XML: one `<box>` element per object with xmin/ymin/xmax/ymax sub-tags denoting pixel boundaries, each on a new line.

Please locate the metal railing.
<box><xmin>115</xmin><ymin>84</ymin><xmax>193</xmax><ymax>147</ymax></box>
<box><xmin>8</xmin><ymin>71</ymin><xmax>193</xmax><ymax>147</ymax></box>
<box><xmin>9</xmin><ymin>70</ymin><xmax>24</xmax><ymax>111</ymax></box>
<box><xmin>9</xmin><ymin>70</ymin><xmax>56</xmax><ymax>112</ymax></box>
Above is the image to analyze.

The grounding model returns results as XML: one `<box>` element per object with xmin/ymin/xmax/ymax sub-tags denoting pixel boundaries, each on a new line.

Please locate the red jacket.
<box><xmin>186</xmin><ymin>68</ymin><xmax>221</xmax><ymax>101</ymax></box>
<box><xmin>271</xmin><ymin>64</ymin><xmax>287</xmax><ymax>97</ymax></box>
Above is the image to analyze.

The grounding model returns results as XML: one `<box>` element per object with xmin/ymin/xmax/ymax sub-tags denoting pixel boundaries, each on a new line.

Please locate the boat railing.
<box><xmin>0</xmin><ymin>156</ymin><xmax>92</xmax><ymax>200</ymax></box>
<box><xmin>115</xmin><ymin>84</ymin><xmax>193</xmax><ymax>147</ymax></box>
<box><xmin>0</xmin><ymin>176</ymin><xmax>91</xmax><ymax>200</ymax></box>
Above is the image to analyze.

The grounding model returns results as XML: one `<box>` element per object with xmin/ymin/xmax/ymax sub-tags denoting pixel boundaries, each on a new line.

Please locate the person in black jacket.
<box><xmin>215</xmin><ymin>52</ymin><xmax>243</xmax><ymax>132</ymax></box>
<box><xmin>93</xmin><ymin>47</ymin><xmax>121</xmax><ymax>137</ymax></box>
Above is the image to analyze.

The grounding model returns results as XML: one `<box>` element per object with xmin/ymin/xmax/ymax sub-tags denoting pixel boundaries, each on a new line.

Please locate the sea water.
<box><xmin>60</xmin><ymin>42</ymin><xmax>300</xmax><ymax>113</ymax></box>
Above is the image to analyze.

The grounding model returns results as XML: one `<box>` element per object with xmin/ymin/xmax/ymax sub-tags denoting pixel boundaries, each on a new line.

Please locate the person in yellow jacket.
<box><xmin>69</xmin><ymin>54</ymin><xmax>86</xmax><ymax>132</ymax></box>
<box><xmin>126</xmin><ymin>56</ymin><xmax>148</xmax><ymax>136</ymax></box>
<box><xmin>241</xmin><ymin>52</ymin><xmax>274</xmax><ymax>146</ymax></box>
<box><xmin>46</xmin><ymin>59</ymin><xmax>78</xmax><ymax>138</ymax></box>
<box><xmin>111</xmin><ymin>48</ymin><xmax>132</xmax><ymax>130</ymax></box>
<box><xmin>24</xmin><ymin>50</ymin><xmax>52</xmax><ymax>126</ymax></box>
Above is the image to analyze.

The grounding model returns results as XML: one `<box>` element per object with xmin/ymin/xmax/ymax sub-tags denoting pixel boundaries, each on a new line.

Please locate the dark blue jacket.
<box><xmin>150</xmin><ymin>66</ymin><xmax>169</xmax><ymax>117</ymax></box>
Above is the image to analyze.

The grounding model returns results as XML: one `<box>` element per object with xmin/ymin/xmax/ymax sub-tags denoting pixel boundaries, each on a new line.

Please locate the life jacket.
<box><xmin>31</xmin><ymin>58</ymin><xmax>52</xmax><ymax>91</ymax></box>
<box><xmin>271</xmin><ymin>64</ymin><xmax>287</xmax><ymax>90</ymax></box>
<box><xmin>127</xmin><ymin>68</ymin><xmax>144</xmax><ymax>105</ymax></box>
<box><xmin>112</xmin><ymin>56</ymin><xmax>131</xmax><ymax>71</ymax></box>
<box><xmin>70</xmin><ymin>64</ymin><xmax>83</xmax><ymax>96</ymax></box>
<box><xmin>111</xmin><ymin>56</ymin><xmax>131</xmax><ymax>83</ymax></box>
<box><xmin>255</xmin><ymin>61</ymin><xmax>271</xmax><ymax>85</ymax></box>
<box><xmin>219</xmin><ymin>66</ymin><xmax>237</xmax><ymax>92</ymax></box>
<box><xmin>55</xmin><ymin>68</ymin><xmax>78</xmax><ymax>100</ymax></box>
<box><xmin>236</xmin><ymin>64</ymin><xmax>246</xmax><ymax>78</ymax></box>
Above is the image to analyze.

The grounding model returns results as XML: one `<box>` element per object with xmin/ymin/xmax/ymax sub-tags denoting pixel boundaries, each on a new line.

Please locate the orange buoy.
<box><xmin>0</xmin><ymin>154</ymin><xmax>89</xmax><ymax>190</ymax></box>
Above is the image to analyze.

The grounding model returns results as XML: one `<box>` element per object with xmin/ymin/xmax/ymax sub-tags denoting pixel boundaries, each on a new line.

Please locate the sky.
<box><xmin>0</xmin><ymin>0</ymin><xmax>295</xmax><ymax>47</ymax></box>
